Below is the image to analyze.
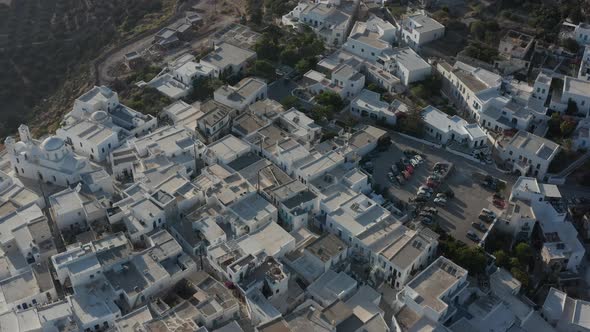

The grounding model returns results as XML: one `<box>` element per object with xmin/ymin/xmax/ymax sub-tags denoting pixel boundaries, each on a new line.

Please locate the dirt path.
<box><xmin>96</xmin><ymin>0</ymin><xmax>244</xmax><ymax>85</ymax></box>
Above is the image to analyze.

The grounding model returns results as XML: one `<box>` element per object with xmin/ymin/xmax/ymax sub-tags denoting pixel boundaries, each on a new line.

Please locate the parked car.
<box><xmin>436</xmin><ymin>193</ymin><xmax>446</xmax><ymax>199</ymax></box>
<box><xmin>424</xmin><ymin>207</ymin><xmax>438</xmax><ymax>215</ymax></box>
<box><xmin>396</xmin><ymin>175</ymin><xmax>405</xmax><ymax>185</ymax></box>
<box><xmin>420</xmin><ymin>217</ymin><xmax>434</xmax><ymax>226</ymax></box>
<box><xmin>434</xmin><ymin>197</ymin><xmax>447</xmax><ymax>206</ymax></box>
<box><xmin>478</xmin><ymin>213</ymin><xmax>494</xmax><ymax>222</ymax></box>
<box><xmin>493</xmin><ymin>199</ymin><xmax>505</xmax><ymax>209</ymax></box>
<box><xmin>444</xmin><ymin>189</ymin><xmax>455</xmax><ymax>199</ymax></box>
<box><xmin>388</xmin><ymin>172</ymin><xmax>396</xmax><ymax>183</ymax></box>
<box><xmin>472</xmin><ymin>222</ymin><xmax>487</xmax><ymax>232</ymax></box>
<box><xmin>411</xmin><ymin>196</ymin><xmax>428</xmax><ymax>203</ymax></box>
<box><xmin>480</xmin><ymin>208</ymin><xmax>496</xmax><ymax>218</ymax></box>
<box><xmin>418</xmin><ymin>185</ymin><xmax>433</xmax><ymax>193</ymax></box>
<box><xmin>419</xmin><ymin>211</ymin><xmax>434</xmax><ymax>218</ymax></box>
<box><xmin>391</xmin><ymin>165</ymin><xmax>399</xmax><ymax>173</ymax></box>
<box><xmin>466</xmin><ymin>230</ymin><xmax>480</xmax><ymax>242</ymax></box>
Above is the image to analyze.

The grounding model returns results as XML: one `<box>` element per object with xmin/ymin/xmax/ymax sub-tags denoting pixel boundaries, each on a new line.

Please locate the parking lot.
<box><xmin>370</xmin><ymin>133</ymin><xmax>515</xmax><ymax>246</ymax></box>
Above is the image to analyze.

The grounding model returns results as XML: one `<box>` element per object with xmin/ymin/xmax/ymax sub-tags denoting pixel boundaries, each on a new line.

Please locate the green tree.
<box><xmin>248</xmin><ymin>60</ymin><xmax>276</xmax><ymax>81</ymax></box>
<box><xmin>188</xmin><ymin>77</ymin><xmax>223</xmax><ymax>102</ymax></box>
<box><xmin>280</xmin><ymin>47</ymin><xmax>299</xmax><ymax>67</ymax></box>
<box><xmin>514</xmin><ymin>242</ymin><xmax>533</xmax><ymax>265</ymax></box>
<box><xmin>281</xmin><ymin>95</ymin><xmax>300</xmax><ymax>110</ymax></box>
<box><xmin>510</xmin><ymin>267</ymin><xmax>530</xmax><ymax>289</ymax></box>
<box><xmin>560</xmin><ymin>119</ymin><xmax>577</xmax><ymax>137</ymax></box>
<box><xmin>566</xmin><ymin>99</ymin><xmax>579</xmax><ymax>115</ymax></box>
<box><xmin>396</xmin><ymin>109</ymin><xmax>424</xmax><ymax>137</ymax></box>
<box><xmin>295</xmin><ymin>58</ymin><xmax>313</xmax><ymax>73</ymax></box>
<box><xmin>254</xmin><ymin>35</ymin><xmax>282</xmax><ymax>62</ymax></box>
<box><xmin>464</xmin><ymin>41</ymin><xmax>499</xmax><ymax>63</ymax></box>
<box><xmin>562</xmin><ymin>38</ymin><xmax>580</xmax><ymax>53</ymax></box>
<box><xmin>509</xmin><ymin>257</ymin><xmax>520</xmax><ymax>269</ymax></box>
<box><xmin>548</xmin><ymin>112</ymin><xmax>562</xmax><ymax>137</ymax></box>
<box><xmin>494</xmin><ymin>250</ymin><xmax>510</xmax><ymax>268</ymax></box>
<box><xmin>315</xmin><ymin>91</ymin><xmax>344</xmax><ymax>111</ymax></box>
<box><xmin>247</xmin><ymin>0</ymin><xmax>263</xmax><ymax>24</ymax></box>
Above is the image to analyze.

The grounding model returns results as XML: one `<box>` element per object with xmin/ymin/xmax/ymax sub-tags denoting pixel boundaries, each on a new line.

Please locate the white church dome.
<box><xmin>41</xmin><ymin>136</ymin><xmax>65</xmax><ymax>152</ymax></box>
<box><xmin>91</xmin><ymin>110</ymin><xmax>108</xmax><ymax>123</ymax></box>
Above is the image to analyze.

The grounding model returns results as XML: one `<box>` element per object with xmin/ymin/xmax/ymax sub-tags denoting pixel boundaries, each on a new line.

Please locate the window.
<box><xmin>16</xmin><ymin>158</ymin><xmax>19</xmax><ymax>163</ymax></box>
<box><xmin>80</xmin><ymin>142</ymin><xmax>83</xmax><ymax>147</ymax></box>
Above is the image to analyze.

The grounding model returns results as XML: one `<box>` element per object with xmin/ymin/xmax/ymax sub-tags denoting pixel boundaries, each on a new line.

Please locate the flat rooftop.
<box><xmin>406</xmin><ymin>257</ymin><xmax>467</xmax><ymax>313</ymax></box>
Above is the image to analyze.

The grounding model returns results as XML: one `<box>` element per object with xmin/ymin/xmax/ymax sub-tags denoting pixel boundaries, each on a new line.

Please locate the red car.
<box><xmin>493</xmin><ymin>199</ymin><xmax>505</xmax><ymax>209</ymax></box>
<box><xmin>427</xmin><ymin>179</ymin><xmax>438</xmax><ymax>188</ymax></box>
<box><xmin>406</xmin><ymin>165</ymin><xmax>414</xmax><ymax>174</ymax></box>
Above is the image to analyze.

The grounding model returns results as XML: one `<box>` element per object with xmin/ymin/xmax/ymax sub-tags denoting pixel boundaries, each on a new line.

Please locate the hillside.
<box><xmin>0</xmin><ymin>0</ymin><xmax>177</xmax><ymax>139</ymax></box>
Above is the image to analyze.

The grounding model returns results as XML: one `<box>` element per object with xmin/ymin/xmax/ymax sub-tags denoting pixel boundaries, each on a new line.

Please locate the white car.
<box><xmin>434</xmin><ymin>197</ymin><xmax>447</xmax><ymax>206</ymax></box>
<box><xmin>481</xmin><ymin>208</ymin><xmax>496</xmax><ymax>218</ymax></box>
<box><xmin>417</xmin><ymin>190</ymin><xmax>432</xmax><ymax>198</ymax></box>
<box><xmin>418</xmin><ymin>185</ymin><xmax>432</xmax><ymax>193</ymax></box>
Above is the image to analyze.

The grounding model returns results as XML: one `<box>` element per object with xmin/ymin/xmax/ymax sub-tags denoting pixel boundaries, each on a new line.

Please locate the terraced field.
<box><xmin>0</xmin><ymin>0</ymin><xmax>176</xmax><ymax>138</ymax></box>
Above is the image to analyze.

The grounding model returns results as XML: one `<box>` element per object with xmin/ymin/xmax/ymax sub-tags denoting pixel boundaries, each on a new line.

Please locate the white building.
<box><xmin>197</xmin><ymin>101</ymin><xmax>233</xmax><ymax>143</ymax></box>
<box><xmin>0</xmin><ymin>266</ymin><xmax>57</xmax><ymax>312</ymax></box>
<box><xmin>50</xmin><ymin>232</ymin><xmax>131</xmax><ymax>288</ymax></box>
<box><xmin>304</xmin><ymin>63</ymin><xmax>365</xmax><ymax>99</ymax></box>
<box><xmin>437</xmin><ymin>61</ymin><xmax>503</xmax><ymax>120</ymax></box>
<box><xmin>578</xmin><ymin>45</ymin><xmax>590</xmax><ymax>80</ymax></box>
<box><xmin>542</xmin><ymin>287</ymin><xmax>590</xmax><ymax>332</ymax></box>
<box><xmin>228</xmin><ymin>193</ymin><xmax>278</xmax><ymax>234</ymax></box>
<box><xmin>422</xmin><ymin>105</ymin><xmax>488</xmax><ymax>148</ymax></box>
<box><xmin>325</xmin><ymin>193</ymin><xmax>391</xmax><ymax>245</ymax></box>
<box><xmin>572</xmin><ymin>117</ymin><xmax>590</xmax><ymax>151</ymax></box>
<box><xmin>350</xmin><ymin>89</ymin><xmax>398</xmax><ymax>125</ymax></box>
<box><xmin>343</xmin><ymin>17</ymin><xmax>396</xmax><ymax>62</ymax></box>
<box><xmin>278</xmin><ymin>189</ymin><xmax>318</xmax><ymax>231</ymax></box>
<box><xmin>496</xmin><ymin>131</ymin><xmax>560</xmax><ymax>179</ymax></box>
<box><xmin>4</xmin><ymin>125</ymin><xmax>96</xmax><ymax>187</ymax></box>
<box><xmin>286</xmin><ymin>233</ymin><xmax>348</xmax><ymax>283</ymax></box>
<box><xmin>530</xmin><ymin>71</ymin><xmax>590</xmax><ymax>117</ymax></box>
<box><xmin>559</xmin><ymin>76</ymin><xmax>590</xmax><ymax>116</ymax></box>
<box><xmin>104</xmin><ymin>230</ymin><xmax>196</xmax><ymax>309</ymax></box>
<box><xmin>126</xmin><ymin>125</ymin><xmax>206</xmax><ymax>175</ymax></box>
<box><xmin>67</xmin><ymin>86</ymin><xmax>157</xmax><ymax>140</ymax></box>
<box><xmin>200</xmin><ymin>42</ymin><xmax>257</xmax><ymax>77</ymax></box>
<box><xmin>49</xmin><ymin>184</ymin><xmax>106</xmax><ymax>232</ymax></box>
<box><xmin>214</xmin><ymin>77</ymin><xmax>267</xmax><ymax>112</ymax></box>
<box><xmin>358</xmin><ymin>219</ymin><xmax>439</xmax><ymax>289</ymax></box>
<box><xmin>205</xmin><ymin>134</ymin><xmax>251</xmax><ymax>165</ymax></box>
<box><xmin>307</xmin><ymin>270</ymin><xmax>357</xmax><ymax>307</ymax></box>
<box><xmin>394</xmin><ymin>256</ymin><xmax>468</xmax><ymax>329</ymax></box>
<box><xmin>0</xmin><ymin>170</ymin><xmax>44</xmax><ymax>211</ymax></box>
<box><xmin>574</xmin><ymin>22</ymin><xmax>590</xmax><ymax>46</ymax></box>
<box><xmin>277</xmin><ymin>108</ymin><xmax>321</xmax><ymax>146</ymax></box>
<box><xmin>380</xmin><ymin>47</ymin><xmax>431</xmax><ymax>86</ymax></box>
<box><xmin>299</xmin><ymin>2</ymin><xmax>354</xmax><ymax>47</ymax></box>
<box><xmin>162</xmin><ymin>100</ymin><xmax>204</xmax><ymax>133</ymax></box>
<box><xmin>401</xmin><ymin>12</ymin><xmax>445</xmax><ymax>50</ymax></box>
<box><xmin>0</xmin><ymin>203</ymin><xmax>54</xmax><ymax>267</ymax></box>
<box><xmin>509</xmin><ymin>177</ymin><xmax>583</xmax><ymax>273</ymax></box>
